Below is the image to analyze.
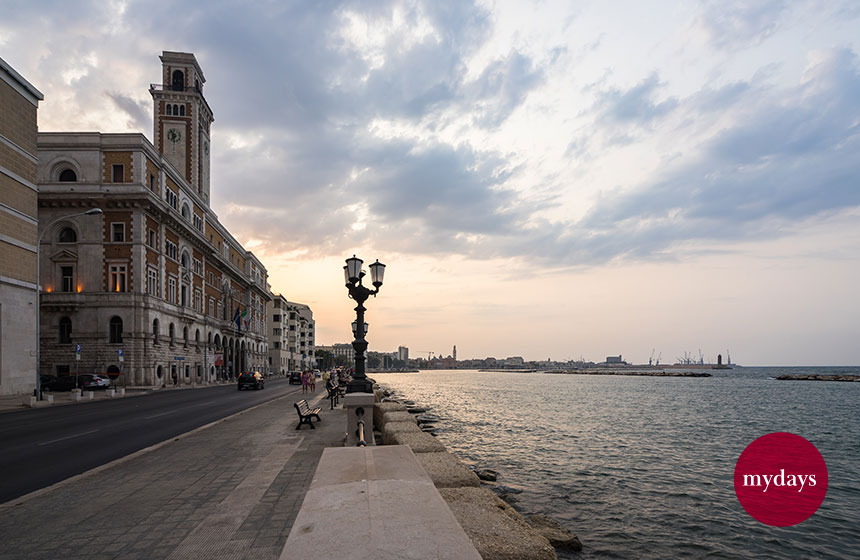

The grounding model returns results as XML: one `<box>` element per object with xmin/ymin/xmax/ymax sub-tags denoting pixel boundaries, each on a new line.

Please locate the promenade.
<box><xmin>0</xmin><ymin>389</ymin><xmax>344</xmax><ymax>560</ymax></box>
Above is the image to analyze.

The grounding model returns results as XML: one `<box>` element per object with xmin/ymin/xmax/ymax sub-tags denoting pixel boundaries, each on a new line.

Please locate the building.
<box><xmin>35</xmin><ymin>51</ymin><xmax>271</xmax><ymax>387</ymax></box>
<box><xmin>397</xmin><ymin>346</ymin><xmax>409</xmax><ymax>362</ymax></box>
<box><xmin>268</xmin><ymin>295</ymin><xmax>315</xmax><ymax>373</ymax></box>
<box><xmin>0</xmin><ymin>57</ymin><xmax>43</xmax><ymax>395</ymax></box>
<box><xmin>330</xmin><ymin>343</ymin><xmax>355</xmax><ymax>366</ymax></box>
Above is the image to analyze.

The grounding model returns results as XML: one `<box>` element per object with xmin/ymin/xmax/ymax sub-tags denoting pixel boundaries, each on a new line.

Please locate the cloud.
<box><xmin>695</xmin><ymin>0</ymin><xmax>789</xmax><ymax>50</ymax></box>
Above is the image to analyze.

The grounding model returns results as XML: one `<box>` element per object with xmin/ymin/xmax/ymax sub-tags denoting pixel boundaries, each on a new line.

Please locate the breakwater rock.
<box><xmin>546</xmin><ymin>370</ymin><xmax>712</xmax><ymax>378</ymax></box>
<box><xmin>776</xmin><ymin>374</ymin><xmax>860</xmax><ymax>382</ymax></box>
<box><xmin>528</xmin><ymin>514</ymin><xmax>583</xmax><ymax>552</ymax></box>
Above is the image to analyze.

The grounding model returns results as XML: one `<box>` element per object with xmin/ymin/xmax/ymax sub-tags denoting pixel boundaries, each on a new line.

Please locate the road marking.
<box><xmin>38</xmin><ymin>429</ymin><xmax>100</xmax><ymax>446</ymax></box>
<box><xmin>145</xmin><ymin>410</ymin><xmax>177</xmax><ymax>419</ymax></box>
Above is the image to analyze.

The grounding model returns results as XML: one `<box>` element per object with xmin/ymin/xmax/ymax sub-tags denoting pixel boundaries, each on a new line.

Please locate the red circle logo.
<box><xmin>734</xmin><ymin>432</ymin><xmax>828</xmax><ymax>526</ymax></box>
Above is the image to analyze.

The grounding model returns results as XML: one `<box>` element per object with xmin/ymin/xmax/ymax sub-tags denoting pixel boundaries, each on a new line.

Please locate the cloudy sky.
<box><xmin>3</xmin><ymin>0</ymin><xmax>859</xmax><ymax>365</ymax></box>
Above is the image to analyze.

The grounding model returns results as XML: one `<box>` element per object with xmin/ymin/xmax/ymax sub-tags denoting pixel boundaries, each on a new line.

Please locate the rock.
<box><xmin>488</xmin><ymin>484</ymin><xmax>523</xmax><ymax>495</ymax></box>
<box><xmin>407</xmin><ymin>406</ymin><xmax>427</xmax><ymax>414</ymax></box>
<box><xmin>528</xmin><ymin>514</ymin><xmax>583</xmax><ymax>552</ymax></box>
<box><xmin>416</xmin><ymin>413</ymin><xmax>440</xmax><ymax>423</ymax></box>
<box><xmin>440</xmin><ymin>487</ymin><xmax>557</xmax><ymax>560</ymax></box>
<box><xmin>414</xmin><ymin>452</ymin><xmax>481</xmax><ymax>488</ymax></box>
<box><xmin>476</xmin><ymin>469</ymin><xmax>498</xmax><ymax>482</ymax></box>
<box><xmin>381</xmin><ymin>411</ymin><xmax>417</xmax><ymax>426</ymax></box>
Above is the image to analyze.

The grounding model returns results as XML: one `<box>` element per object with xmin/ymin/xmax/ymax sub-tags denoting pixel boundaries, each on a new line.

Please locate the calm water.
<box><xmin>375</xmin><ymin>367</ymin><xmax>860</xmax><ymax>559</ymax></box>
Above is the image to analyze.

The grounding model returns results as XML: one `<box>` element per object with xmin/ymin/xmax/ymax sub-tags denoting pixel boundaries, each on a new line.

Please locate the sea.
<box><xmin>373</xmin><ymin>367</ymin><xmax>860</xmax><ymax>560</ymax></box>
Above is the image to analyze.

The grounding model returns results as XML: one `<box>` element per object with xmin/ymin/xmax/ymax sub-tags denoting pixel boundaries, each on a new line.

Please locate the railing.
<box><xmin>149</xmin><ymin>83</ymin><xmax>203</xmax><ymax>94</ymax></box>
<box><xmin>355</xmin><ymin>407</ymin><xmax>367</xmax><ymax>447</ymax></box>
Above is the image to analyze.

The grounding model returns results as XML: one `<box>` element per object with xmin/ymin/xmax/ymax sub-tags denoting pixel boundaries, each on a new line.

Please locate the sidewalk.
<box><xmin>0</xmin><ymin>390</ymin><xmax>345</xmax><ymax>560</ymax></box>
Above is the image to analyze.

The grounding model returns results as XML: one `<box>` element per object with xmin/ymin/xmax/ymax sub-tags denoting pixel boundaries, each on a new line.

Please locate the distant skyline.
<box><xmin>3</xmin><ymin>1</ymin><xmax>859</xmax><ymax>365</ymax></box>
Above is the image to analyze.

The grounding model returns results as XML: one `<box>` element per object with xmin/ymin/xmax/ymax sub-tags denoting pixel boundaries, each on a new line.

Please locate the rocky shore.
<box><xmin>545</xmin><ymin>369</ymin><xmax>712</xmax><ymax>378</ymax></box>
<box><xmin>775</xmin><ymin>374</ymin><xmax>860</xmax><ymax>382</ymax></box>
<box><xmin>374</xmin><ymin>386</ymin><xmax>582</xmax><ymax>560</ymax></box>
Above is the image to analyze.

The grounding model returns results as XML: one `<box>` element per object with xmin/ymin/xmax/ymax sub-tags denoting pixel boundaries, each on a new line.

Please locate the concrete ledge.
<box><xmin>382</xmin><ymin>410</ymin><xmax>417</xmax><ymax>426</ymax></box>
<box><xmin>282</xmin><ymin>446</ymin><xmax>481</xmax><ymax>560</ymax></box>
<box><xmin>390</xmin><ymin>431</ymin><xmax>448</xmax><ymax>453</ymax></box>
<box><xmin>374</xmin><ymin>401</ymin><xmax>407</xmax><ymax>429</ymax></box>
<box><xmin>440</xmin><ymin>487</ymin><xmax>557</xmax><ymax>560</ymax></box>
<box><xmin>382</xmin><ymin>420</ymin><xmax>424</xmax><ymax>444</ymax></box>
<box><xmin>415</xmin><ymin>452</ymin><xmax>481</xmax><ymax>488</ymax></box>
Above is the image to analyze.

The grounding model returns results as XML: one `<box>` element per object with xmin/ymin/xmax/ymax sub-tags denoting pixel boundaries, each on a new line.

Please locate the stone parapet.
<box><xmin>381</xmin><ymin>420</ymin><xmax>423</xmax><ymax>445</ymax></box>
<box><xmin>373</xmin><ymin>400</ymin><xmax>406</xmax><ymax>429</ymax></box>
<box><xmin>388</xmin><ymin>430</ymin><xmax>447</xmax><ymax>453</ymax></box>
<box><xmin>414</xmin><ymin>452</ymin><xmax>481</xmax><ymax>488</ymax></box>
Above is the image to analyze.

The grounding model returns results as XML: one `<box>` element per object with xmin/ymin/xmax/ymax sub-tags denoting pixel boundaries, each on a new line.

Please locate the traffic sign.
<box><xmin>75</xmin><ymin>343</ymin><xmax>81</xmax><ymax>361</ymax></box>
<box><xmin>118</xmin><ymin>348</ymin><xmax>124</xmax><ymax>363</ymax></box>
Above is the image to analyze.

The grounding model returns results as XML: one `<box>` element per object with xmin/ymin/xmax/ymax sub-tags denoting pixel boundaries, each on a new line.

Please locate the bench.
<box><xmin>294</xmin><ymin>399</ymin><xmax>322</xmax><ymax>430</ymax></box>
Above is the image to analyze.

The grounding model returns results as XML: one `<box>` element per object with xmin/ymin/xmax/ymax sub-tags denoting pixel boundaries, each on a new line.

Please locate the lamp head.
<box><xmin>345</xmin><ymin>255</ymin><xmax>363</xmax><ymax>284</ymax></box>
<box><xmin>369</xmin><ymin>259</ymin><xmax>385</xmax><ymax>288</ymax></box>
<box><xmin>85</xmin><ymin>208</ymin><xmax>103</xmax><ymax>215</ymax></box>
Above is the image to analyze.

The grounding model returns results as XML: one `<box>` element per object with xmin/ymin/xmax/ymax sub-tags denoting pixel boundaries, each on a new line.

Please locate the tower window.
<box><xmin>172</xmin><ymin>70</ymin><xmax>184</xmax><ymax>91</ymax></box>
<box><xmin>179</xmin><ymin>105</ymin><xmax>185</xmax><ymax>116</ymax></box>
<box><xmin>112</xmin><ymin>164</ymin><xmax>124</xmax><ymax>183</ymax></box>
<box><xmin>173</xmin><ymin>104</ymin><xmax>179</xmax><ymax>115</ymax></box>
<box><xmin>166</xmin><ymin>104</ymin><xmax>172</xmax><ymax>115</ymax></box>
<box><xmin>59</xmin><ymin>169</ymin><xmax>77</xmax><ymax>182</ymax></box>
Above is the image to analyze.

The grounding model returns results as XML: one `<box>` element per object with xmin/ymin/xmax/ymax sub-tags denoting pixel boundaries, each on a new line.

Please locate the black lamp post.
<box><xmin>343</xmin><ymin>255</ymin><xmax>385</xmax><ymax>393</ymax></box>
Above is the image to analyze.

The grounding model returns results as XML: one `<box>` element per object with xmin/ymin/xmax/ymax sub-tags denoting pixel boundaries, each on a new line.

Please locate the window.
<box><xmin>273</xmin><ymin>314</ymin><xmax>280</xmax><ymax>322</ymax></box>
<box><xmin>274</xmin><ymin>300</ymin><xmax>280</xmax><ymax>309</ymax></box>
<box><xmin>209</xmin><ymin>297</ymin><xmax>215</xmax><ymax>317</ymax></box>
<box><xmin>183</xmin><ymin>326</ymin><xmax>188</xmax><ymax>347</ymax></box>
<box><xmin>194</xmin><ymin>289</ymin><xmax>202</xmax><ymax>313</ymax></box>
<box><xmin>60</xmin><ymin>266</ymin><xmax>74</xmax><ymax>292</ymax></box>
<box><xmin>166</xmin><ymin>189</ymin><xmax>177</xmax><ymax>209</ymax></box>
<box><xmin>147</xmin><ymin>267</ymin><xmax>158</xmax><ymax>296</ymax></box>
<box><xmin>181</xmin><ymin>204</ymin><xmax>190</xmax><ymax>220</ymax></box>
<box><xmin>58</xmin><ymin>228</ymin><xmax>77</xmax><ymax>243</ymax></box>
<box><xmin>111</xmin><ymin>223</ymin><xmax>125</xmax><ymax>242</ymax></box>
<box><xmin>274</xmin><ymin>342</ymin><xmax>280</xmax><ymax>349</ymax></box>
<box><xmin>193</xmin><ymin>258</ymin><xmax>202</xmax><ymax>275</ymax></box>
<box><xmin>193</xmin><ymin>214</ymin><xmax>203</xmax><ymax>230</ymax></box>
<box><xmin>166</xmin><ymin>104</ymin><xmax>172</xmax><ymax>115</ymax></box>
<box><xmin>149</xmin><ymin>173</ymin><xmax>157</xmax><ymax>192</ymax></box>
<box><xmin>59</xmin><ymin>317</ymin><xmax>72</xmax><ymax>344</ymax></box>
<box><xmin>112</xmin><ymin>164</ymin><xmax>124</xmax><ymax>183</ymax></box>
<box><xmin>172</xmin><ymin>70</ymin><xmax>184</xmax><ymax>91</ymax></box>
<box><xmin>169</xmin><ymin>323</ymin><xmax>175</xmax><ymax>345</ymax></box>
<box><xmin>109</xmin><ymin>265</ymin><xmax>127</xmax><ymax>292</ymax></box>
<box><xmin>153</xmin><ymin>319</ymin><xmax>159</xmax><ymax>345</ymax></box>
<box><xmin>59</xmin><ymin>169</ymin><xmax>77</xmax><ymax>182</ymax></box>
<box><xmin>208</xmin><ymin>272</ymin><xmax>213</xmax><ymax>285</ymax></box>
<box><xmin>109</xmin><ymin>316</ymin><xmax>123</xmax><ymax>343</ymax></box>
<box><xmin>217</xmin><ymin>301</ymin><xmax>223</xmax><ymax>319</ymax></box>
<box><xmin>179</xmin><ymin>105</ymin><xmax>185</xmax><ymax>116</ymax></box>
<box><xmin>273</xmin><ymin>328</ymin><xmax>281</xmax><ymax>336</ymax></box>
<box><xmin>168</xmin><ymin>276</ymin><xmax>177</xmax><ymax>304</ymax></box>
<box><xmin>148</xmin><ymin>229</ymin><xmax>157</xmax><ymax>248</ymax></box>
<box><xmin>173</xmin><ymin>104</ymin><xmax>179</xmax><ymax>114</ymax></box>
<box><xmin>165</xmin><ymin>240</ymin><xmax>177</xmax><ymax>260</ymax></box>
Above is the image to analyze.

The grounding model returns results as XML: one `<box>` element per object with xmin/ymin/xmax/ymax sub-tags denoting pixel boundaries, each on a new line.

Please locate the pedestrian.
<box><xmin>172</xmin><ymin>372</ymin><xmax>177</xmax><ymax>386</ymax></box>
<box><xmin>301</xmin><ymin>370</ymin><xmax>309</xmax><ymax>394</ymax></box>
<box><xmin>309</xmin><ymin>371</ymin><xmax>316</xmax><ymax>393</ymax></box>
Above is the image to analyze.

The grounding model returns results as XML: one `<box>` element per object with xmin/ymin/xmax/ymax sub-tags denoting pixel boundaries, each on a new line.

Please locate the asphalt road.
<box><xmin>0</xmin><ymin>378</ymin><xmax>304</xmax><ymax>504</ymax></box>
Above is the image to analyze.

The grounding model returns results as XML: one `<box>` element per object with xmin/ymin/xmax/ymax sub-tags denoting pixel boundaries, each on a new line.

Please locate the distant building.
<box><xmin>331</xmin><ymin>343</ymin><xmax>355</xmax><ymax>366</ymax></box>
<box><xmin>0</xmin><ymin>56</ymin><xmax>43</xmax><ymax>395</ymax></box>
<box><xmin>397</xmin><ymin>346</ymin><xmax>409</xmax><ymax>362</ymax></box>
<box><xmin>605</xmin><ymin>355</ymin><xmax>626</xmax><ymax>364</ymax></box>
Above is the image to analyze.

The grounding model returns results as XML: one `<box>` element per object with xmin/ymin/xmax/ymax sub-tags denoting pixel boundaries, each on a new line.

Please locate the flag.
<box><xmin>233</xmin><ymin>307</ymin><xmax>241</xmax><ymax>331</ymax></box>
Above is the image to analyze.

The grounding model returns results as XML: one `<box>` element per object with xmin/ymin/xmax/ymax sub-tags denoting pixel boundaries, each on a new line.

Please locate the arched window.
<box><xmin>183</xmin><ymin>326</ymin><xmax>189</xmax><ymax>347</ymax></box>
<box><xmin>195</xmin><ymin>329</ymin><xmax>200</xmax><ymax>347</ymax></box>
<box><xmin>166</xmin><ymin>104</ymin><xmax>172</xmax><ymax>115</ymax></box>
<box><xmin>181</xmin><ymin>204</ymin><xmax>190</xmax><ymax>220</ymax></box>
<box><xmin>172</xmin><ymin>70</ymin><xmax>184</xmax><ymax>91</ymax></box>
<box><xmin>173</xmin><ymin>104</ymin><xmax>179</xmax><ymax>115</ymax></box>
<box><xmin>59</xmin><ymin>317</ymin><xmax>72</xmax><ymax>344</ymax></box>
<box><xmin>179</xmin><ymin>105</ymin><xmax>185</xmax><ymax>116</ymax></box>
<box><xmin>153</xmin><ymin>319</ymin><xmax>160</xmax><ymax>345</ymax></box>
<box><xmin>58</xmin><ymin>228</ymin><xmax>77</xmax><ymax>243</ymax></box>
<box><xmin>169</xmin><ymin>323</ymin><xmax>175</xmax><ymax>345</ymax></box>
<box><xmin>59</xmin><ymin>169</ymin><xmax>77</xmax><ymax>182</ymax></box>
<box><xmin>109</xmin><ymin>316</ymin><xmax>123</xmax><ymax>343</ymax></box>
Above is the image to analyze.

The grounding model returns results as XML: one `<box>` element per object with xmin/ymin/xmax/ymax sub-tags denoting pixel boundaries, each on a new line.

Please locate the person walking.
<box><xmin>309</xmin><ymin>371</ymin><xmax>316</xmax><ymax>393</ymax></box>
<box><xmin>301</xmin><ymin>370</ymin><xmax>309</xmax><ymax>394</ymax></box>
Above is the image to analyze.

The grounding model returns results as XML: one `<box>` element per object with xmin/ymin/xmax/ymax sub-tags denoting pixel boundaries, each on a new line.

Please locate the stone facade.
<box><xmin>268</xmin><ymin>295</ymin><xmax>316</xmax><ymax>374</ymax></box>
<box><xmin>0</xmin><ymin>56</ymin><xmax>42</xmax><ymax>395</ymax></box>
<box><xmin>35</xmin><ymin>52</ymin><xmax>271</xmax><ymax>388</ymax></box>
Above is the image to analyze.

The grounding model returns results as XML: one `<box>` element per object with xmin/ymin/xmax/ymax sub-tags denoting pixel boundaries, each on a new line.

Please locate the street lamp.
<box><xmin>343</xmin><ymin>255</ymin><xmax>385</xmax><ymax>393</ymax></box>
<box><xmin>35</xmin><ymin>207</ymin><xmax>103</xmax><ymax>399</ymax></box>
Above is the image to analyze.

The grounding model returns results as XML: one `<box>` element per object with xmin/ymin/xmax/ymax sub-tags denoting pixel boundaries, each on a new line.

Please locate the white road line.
<box><xmin>144</xmin><ymin>410</ymin><xmax>177</xmax><ymax>419</ymax></box>
<box><xmin>38</xmin><ymin>429</ymin><xmax>100</xmax><ymax>446</ymax></box>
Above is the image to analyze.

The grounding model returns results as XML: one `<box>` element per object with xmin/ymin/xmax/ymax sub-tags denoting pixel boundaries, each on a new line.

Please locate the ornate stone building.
<box><xmin>36</xmin><ymin>51</ymin><xmax>271</xmax><ymax>387</ymax></box>
<box><xmin>0</xmin><ymin>57</ymin><xmax>43</xmax><ymax>395</ymax></box>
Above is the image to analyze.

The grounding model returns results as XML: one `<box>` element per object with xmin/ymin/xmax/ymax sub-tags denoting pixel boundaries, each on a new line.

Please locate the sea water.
<box><xmin>374</xmin><ymin>367</ymin><xmax>860</xmax><ymax>559</ymax></box>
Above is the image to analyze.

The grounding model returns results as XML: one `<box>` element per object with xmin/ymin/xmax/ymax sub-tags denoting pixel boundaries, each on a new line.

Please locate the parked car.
<box><xmin>289</xmin><ymin>371</ymin><xmax>302</xmax><ymax>385</ymax></box>
<box><xmin>39</xmin><ymin>374</ymin><xmax>57</xmax><ymax>387</ymax></box>
<box><xmin>42</xmin><ymin>374</ymin><xmax>109</xmax><ymax>392</ymax></box>
<box><xmin>237</xmin><ymin>371</ymin><xmax>265</xmax><ymax>390</ymax></box>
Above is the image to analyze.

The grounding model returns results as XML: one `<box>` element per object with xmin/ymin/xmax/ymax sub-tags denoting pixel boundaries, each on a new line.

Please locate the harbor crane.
<box><xmin>415</xmin><ymin>350</ymin><xmax>436</xmax><ymax>359</ymax></box>
<box><xmin>649</xmin><ymin>349</ymin><xmax>655</xmax><ymax>366</ymax></box>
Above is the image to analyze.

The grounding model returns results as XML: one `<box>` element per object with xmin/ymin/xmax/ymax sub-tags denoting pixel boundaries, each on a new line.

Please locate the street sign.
<box><xmin>174</xmin><ymin>356</ymin><xmax>185</xmax><ymax>361</ymax></box>
<box><xmin>75</xmin><ymin>343</ymin><xmax>81</xmax><ymax>361</ymax></box>
<box><xmin>118</xmin><ymin>348</ymin><xmax>124</xmax><ymax>363</ymax></box>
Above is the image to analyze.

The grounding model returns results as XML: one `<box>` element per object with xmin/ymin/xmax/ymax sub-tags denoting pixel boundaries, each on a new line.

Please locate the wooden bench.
<box><xmin>294</xmin><ymin>399</ymin><xmax>322</xmax><ymax>430</ymax></box>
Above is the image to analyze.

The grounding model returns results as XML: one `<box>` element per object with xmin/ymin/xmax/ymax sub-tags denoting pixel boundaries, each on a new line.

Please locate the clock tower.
<box><xmin>150</xmin><ymin>51</ymin><xmax>214</xmax><ymax>205</ymax></box>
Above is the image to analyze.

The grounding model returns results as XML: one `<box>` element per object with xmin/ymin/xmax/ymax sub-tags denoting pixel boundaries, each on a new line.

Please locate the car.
<box><xmin>237</xmin><ymin>371</ymin><xmax>264</xmax><ymax>390</ymax></box>
<box><xmin>42</xmin><ymin>374</ymin><xmax>109</xmax><ymax>392</ymax></box>
<box><xmin>289</xmin><ymin>371</ymin><xmax>302</xmax><ymax>385</ymax></box>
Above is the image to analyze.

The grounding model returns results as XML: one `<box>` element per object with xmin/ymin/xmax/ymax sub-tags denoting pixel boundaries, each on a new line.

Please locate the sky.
<box><xmin>2</xmin><ymin>0</ymin><xmax>859</xmax><ymax>366</ymax></box>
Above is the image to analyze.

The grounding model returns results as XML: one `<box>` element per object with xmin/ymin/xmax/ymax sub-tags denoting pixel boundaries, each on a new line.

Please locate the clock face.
<box><xmin>167</xmin><ymin>128</ymin><xmax>182</xmax><ymax>144</ymax></box>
